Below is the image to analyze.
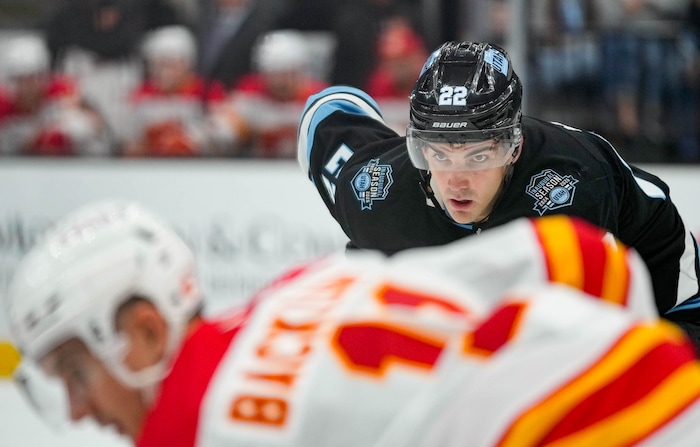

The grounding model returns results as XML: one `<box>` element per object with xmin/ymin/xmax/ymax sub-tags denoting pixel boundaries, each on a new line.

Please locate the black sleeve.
<box><xmin>297</xmin><ymin>86</ymin><xmax>399</xmax><ymax>227</ymax></box>
<box><xmin>586</xmin><ymin>131</ymin><xmax>700</xmax><ymax>319</ymax></box>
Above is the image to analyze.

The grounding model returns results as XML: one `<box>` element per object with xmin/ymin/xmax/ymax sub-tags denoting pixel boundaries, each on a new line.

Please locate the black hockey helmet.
<box><xmin>407</xmin><ymin>41</ymin><xmax>523</xmax><ymax>171</ymax></box>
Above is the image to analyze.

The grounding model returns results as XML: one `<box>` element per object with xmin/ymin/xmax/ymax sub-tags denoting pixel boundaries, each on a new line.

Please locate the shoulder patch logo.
<box><xmin>351</xmin><ymin>158</ymin><xmax>394</xmax><ymax>210</ymax></box>
<box><xmin>526</xmin><ymin>169</ymin><xmax>578</xmax><ymax>216</ymax></box>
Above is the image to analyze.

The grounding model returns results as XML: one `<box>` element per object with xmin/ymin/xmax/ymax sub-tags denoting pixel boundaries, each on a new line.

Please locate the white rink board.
<box><xmin>0</xmin><ymin>159</ymin><xmax>349</xmax><ymax>318</ymax></box>
<box><xmin>0</xmin><ymin>159</ymin><xmax>698</xmax><ymax>447</ymax></box>
<box><xmin>642</xmin><ymin>165</ymin><xmax>700</xmax><ymax>234</ymax></box>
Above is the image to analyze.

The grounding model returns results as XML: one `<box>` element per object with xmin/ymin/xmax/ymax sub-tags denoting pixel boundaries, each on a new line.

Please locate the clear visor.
<box><xmin>406</xmin><ymin>124</ymin><xmax>521</xmax><ymax>171</ymax></box>
<box><xmin>12</xmin><ymin>334</ymin><xmax>131</xmax><ymax>432</ymax></box>
<box><xmin>13</xmin><ymin>358</ymin><xmax>70</xmax><ymax>430</ymax></box>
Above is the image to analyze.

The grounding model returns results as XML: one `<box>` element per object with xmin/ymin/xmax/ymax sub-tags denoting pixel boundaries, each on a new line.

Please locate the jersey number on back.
<box><xmin>332</xmin><ymin>284</ymin><xmax>527</xmax><ymax>376</ymax></box>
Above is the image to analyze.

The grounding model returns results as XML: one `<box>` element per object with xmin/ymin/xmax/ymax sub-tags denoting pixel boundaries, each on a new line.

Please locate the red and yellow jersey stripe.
<box><xmin>533</xmin><ymin>216</ymin><xmax>631</xmax><ymax>307</ymax></box>
<box><xmin>496</xmin><ymin>321</ymin><xmax>700</xmax><ymax>446</ymax></box>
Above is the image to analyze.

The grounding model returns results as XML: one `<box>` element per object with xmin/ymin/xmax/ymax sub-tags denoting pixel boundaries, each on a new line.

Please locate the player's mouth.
<box><xmin>449</xmin><ymin>198</ymin><xmax>474</xmax><ymax>210</ymax></box>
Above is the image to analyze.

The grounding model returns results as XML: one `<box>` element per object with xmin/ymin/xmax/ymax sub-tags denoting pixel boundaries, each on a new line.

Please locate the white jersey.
<box><xmin>178</xmin><ymin>216</ymin><xmax>700</xmax><ymax>447</ymax></box>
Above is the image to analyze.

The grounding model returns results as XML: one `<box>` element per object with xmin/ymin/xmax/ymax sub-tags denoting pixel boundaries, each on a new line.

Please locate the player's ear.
<box><xmin>510</xmin><ymin>138</ymin><xmax>523</xmax><ymax>164</ymax></box>
<box><xmin>116</xmin><ymin>298</ymin><xmax>168</xmax><ymax>371</ymax></box>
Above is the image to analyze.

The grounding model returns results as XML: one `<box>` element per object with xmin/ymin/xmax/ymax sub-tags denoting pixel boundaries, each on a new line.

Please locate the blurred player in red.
<box><xmin>229</xmin><ymin>29</ymin><xmax>328</xmax><ymax>158</ymax></box>
<box><xmin>6</xmin><ymin>200</ymin><xmax>700</xmax><ymax>446</ymax></box>
<box><xmin>365</xmin><ymin>18</ymin><xmax>428</xmax><ymax>134</ymax></box>
<box><xmin>0</xmin><ymin>35</ymin><xmax>111</xmax><ymax>156</ymax></box>
<box><xmin>366</xmin><ymin>18</ymin><xmax>428</xmax><ymax>100</ymax></box>
<box><xmin>122</xmin><ymin>26</ymin><xmax>244</xmax><ymax>157</ymax></box>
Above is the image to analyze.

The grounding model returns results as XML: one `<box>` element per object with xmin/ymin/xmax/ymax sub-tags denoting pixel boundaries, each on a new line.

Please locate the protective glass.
<box><xmin>406</xmin><ymin>124</ymin><xmax>521</xmax><ymax>171</ymax></box>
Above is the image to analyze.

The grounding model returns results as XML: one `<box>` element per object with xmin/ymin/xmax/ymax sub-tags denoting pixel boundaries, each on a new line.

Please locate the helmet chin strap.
<box><xmin>103</xmin><ymin>320</ymin><xmax>188</xmax><ymax>405</ymax></box>
<box><xmin>474</xmin><ymin>142</ymin><xmax>520</xmax><ymax>223</ymax></box>
<box><xmin>418</xmin><ymin>170</ymin><xmax>443</xmax><ymax>211</ymax></box>
<box><xmin>484</xmin><ymin>162</ymin><xmax>516</xmax><ymax>222</ymax></box>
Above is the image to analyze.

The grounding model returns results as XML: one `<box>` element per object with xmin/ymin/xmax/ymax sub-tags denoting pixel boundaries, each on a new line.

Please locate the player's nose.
<box><xmin>447</xmin><ymin>171</ymin><xmax>473</xmax><ymax>189</ymax></box>
<box><xmin>67</xmin><ymin>387</ymin><xmax>92</xmax><ymax>422</ymax></box>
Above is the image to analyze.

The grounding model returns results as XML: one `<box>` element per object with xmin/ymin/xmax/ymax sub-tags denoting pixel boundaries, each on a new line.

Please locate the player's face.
<box><xmin>427</xmin><ymin>148</ymin><xmax>509</xmax><ymax>223</ymax></box>
<box><xmin>149</xmin><ymin>57</ymin><xmax>191</xmax><ymax>92</ymax></box>
<box><xmin>264</xmin><ymin>69</ymin><xmax>304</xmax><ymax>101</ymax></box>
<box><xmin>41</xmin><ymin>338</ymin><xmax>148</xmax><ymax>440</ymax></box>
<box><xmin>11</xmin><ymin>73</ymin><xmax>47</xmax><ymax>104</ymax></box>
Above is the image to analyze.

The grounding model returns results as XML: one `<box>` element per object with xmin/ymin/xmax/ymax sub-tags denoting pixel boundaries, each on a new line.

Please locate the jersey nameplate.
<box><xmin>351</xmin><ymin>159</ymin><xmax>394</xmax><ymax>210</ymax></box>
<box><xmin>526</xmin><ymin>169</ymin><xmax>578</xmax><ymax>215</ymax></box>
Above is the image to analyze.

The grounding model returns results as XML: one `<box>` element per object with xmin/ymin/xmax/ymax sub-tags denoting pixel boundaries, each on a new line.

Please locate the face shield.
<box><xmin>13</xmin><ymin>358</ymin><xmax>70</xmax><ymax>430</ymax></box>
<box><xmin>12</xmin><ymin>332</ymin><xmax>134</xmax><ymax>432</ymax></box>
<box><xmin>406</xmin><ymin>124</ymin><xmax>521</xmax><ymax>172</ymax></box>
<box><xmin>0</xmin><ymin>340</ymin><xmax>67</xmax><ymax>429</ymax></box>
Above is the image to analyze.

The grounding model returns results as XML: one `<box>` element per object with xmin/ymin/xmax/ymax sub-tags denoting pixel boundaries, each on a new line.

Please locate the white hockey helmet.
<box><xmin>4</xmin><ymin>200</ymin><xmax>202</xmax><ymax>389</ymax></box>
<box><xmin>254</xmin><ymin>29</ymin><xmax>311</xmax><ymax>74</ymax></box>
<box><xmin>1</xmin><ymin>34</ymin><xmax>50</xmax><ymax>78</ymax></box>
<box><xmin>141</xmin><ymin>25</ymin><xmax>197</xmax><ymax>64</ymax></box>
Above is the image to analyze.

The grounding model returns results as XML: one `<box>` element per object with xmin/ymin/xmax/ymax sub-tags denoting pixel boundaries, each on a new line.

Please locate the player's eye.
<box><xmin>470</xmin><ymin>153</ymin><xmax>489</xmax><ymax>163</ymax></box>
<box><xmin>429</xmin><ymin>150</ymin><xmax>452</xmax><ymax>165</ymax></box>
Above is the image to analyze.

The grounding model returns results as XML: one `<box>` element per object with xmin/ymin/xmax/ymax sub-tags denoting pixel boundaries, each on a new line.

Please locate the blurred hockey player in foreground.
<box><xmin>5</xmin><ymin>200</ymin><xmax>700</xmax><ymax>446</ymax></box>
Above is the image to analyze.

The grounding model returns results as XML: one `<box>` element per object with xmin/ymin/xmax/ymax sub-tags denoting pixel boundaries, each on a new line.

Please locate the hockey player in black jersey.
<box><xmin>297</xmin><ymin>41</ymin><xmax>700</xmax><ymax>350</ymax></box>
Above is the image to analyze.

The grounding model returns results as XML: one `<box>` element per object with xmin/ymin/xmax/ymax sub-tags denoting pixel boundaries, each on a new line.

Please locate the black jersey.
<box><xmin>298</xmin><ymin>86</ymin><xmax>700</xmax><ymax>322</ymax></box>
